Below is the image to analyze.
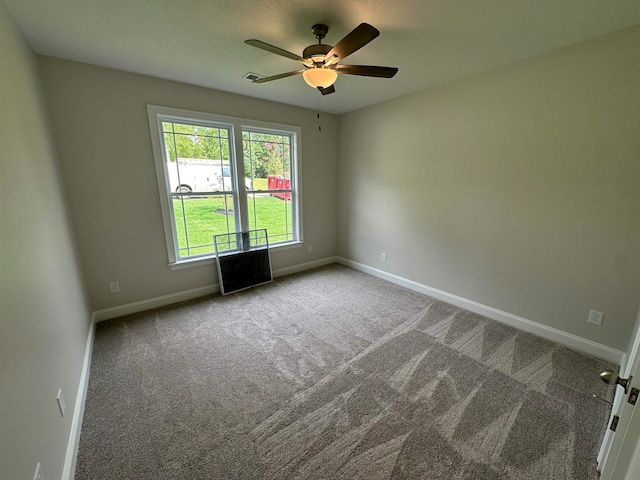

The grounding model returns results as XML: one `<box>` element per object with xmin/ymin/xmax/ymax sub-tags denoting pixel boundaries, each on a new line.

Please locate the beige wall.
<box><xmin>0</xmin><ymin>3</ymin><xmax>91</xmax><ymax>480</ymax></box>
<box><xmin>338</xmin><ymin>26</ymin><xmax>640</xmax><ymax>351</ymax></box>
<box><xmin>37</xmin><ymin>57</ymin><xmax>339</xmax><ymax>311</ymax></box>
<box><xmin>3</xmin><ymin>2</ymin><xmax>639</xmax><ymax>475</ymax></box>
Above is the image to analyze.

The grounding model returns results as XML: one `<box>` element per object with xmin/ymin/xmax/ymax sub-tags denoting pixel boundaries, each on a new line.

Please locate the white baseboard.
<box><xmin>92</xmin><ymin>254</ymin><xmax>623</xmax><ymax>363</ymax></box>
<box><xmin>337</xmin><ymin>257</ymin><xmax>624</xmax><ymax>365</ymax></box>
<box><xmin>62</xmin><ymin>314</ymin><xmax>96</xmax><ymax>480</ymax></box>
<box><xmin>92</xmin><ymin>256</ymin><xmax>339</xmax><ymax>323</ymax></box>
<box><xmin>273</xmin><ymin>256</ymin><xmax>339</xmax><ymax>278</ymax></box>
<box><xmin>93</xmin><ymin>284</ymin><xmax>220</xmax><ymax>322</ymax></box>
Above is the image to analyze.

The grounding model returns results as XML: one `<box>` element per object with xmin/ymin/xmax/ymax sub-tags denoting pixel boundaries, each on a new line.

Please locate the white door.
<box><xmin>598</xmin><ymin>308</ymin><xmax>640</xmax><ymax>480</ymax></box>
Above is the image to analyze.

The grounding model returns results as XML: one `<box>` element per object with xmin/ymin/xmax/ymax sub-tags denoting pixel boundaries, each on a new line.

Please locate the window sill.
<box><xmin>168</xmin><ymin>241</ymin><xmax>304</xmax><ymax>271</ymax></box>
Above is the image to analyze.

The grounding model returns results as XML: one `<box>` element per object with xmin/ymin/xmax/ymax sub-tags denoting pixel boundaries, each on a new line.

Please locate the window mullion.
<box><xmin>232</xmin><ymin>125</ymin><xmax>249</xmax><ymax>235</ymax></box>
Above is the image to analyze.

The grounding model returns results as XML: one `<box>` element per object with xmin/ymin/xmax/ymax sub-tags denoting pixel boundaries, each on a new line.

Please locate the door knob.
<box><xmin>600</xmin><ymin>370</ymin><xmax>633</xmax><ymax>395</ymax></box>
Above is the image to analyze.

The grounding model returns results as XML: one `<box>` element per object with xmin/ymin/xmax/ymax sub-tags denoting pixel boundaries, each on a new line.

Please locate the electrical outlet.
<box><xmin>588</xmin><ymin>309</ymin><xmax>604</xmax><ymax>326</ymax></box>
<box><xmin>380</xmin><ymin>253</ymin><xmax>387</xmax><ymax>262</ymax></box>
<box><xmin>109</xmin><ymin>281</ymin><xmax>120</xmax><ymax>293</ymax></box>
<box><xmin>34</xmin><ymin>462</ymin><xmax>45</xmax><ymax>480</ymax></box>
<box><xmin>307</xmin><ymin>245</ymin><xmax>313</xmax><ymax>254</ymax></box>
<box><xmin>56</xmin><ymin>389</ymin><xmax>66</xmax><ymax>417</ymax></box>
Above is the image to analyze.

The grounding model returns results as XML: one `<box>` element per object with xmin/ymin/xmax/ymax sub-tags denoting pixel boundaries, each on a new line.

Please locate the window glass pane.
<box><xmin>246</xmin><ymin>193</ymin><xmax>293</xmax><ymax>245</ymax></box>
<box><xmin>242</xmin><ymin>129</ymin><xmax>293</xmax><ymax>246</ymax></box>
<box><xmin>172</xmin><ymin>123</ymin><xmax>198</xmax><ymax>135</ymax></box>
<box><xmin>248</xmin><ymin>132</ymin><xmax>289</xmax><ymax>143</ymax></box>
<box><xmin>220</xmin><ymin>141</ymin><xmax>230</xmax><ymax>161</ymax></box>
<box><xmin>166</xmin><ymin>122</ymin><xmax>229</xmax><ymax>159</ymax></box>
<box><xmin>212</xmin><ymin>233</ymin><xmax>239</xmax><ymax>253</ymax></box>
<box><xmin>243</xmin><ymin>130</ymin><xmax>292</xmax><ymax>188</ymax></box>
<box><xmin>163</xmin><ymin>120</ymin><xmax>232</xmax><ymax>193</ymax></box>
<box><xmin>195</xmin><ymin>126</ymin><xmax>223</xmax><ymax>138</ymax></box>
<box><xmin>168</xmin><ymin>159</ymin><xmax>231</xmax><ymax>193</ymax></box>
<box><xmin>173</xmin><ymin>194</ymin><xmax>236</xmax><ymax>258</ymax></box>
<box><xmin>163</xmin><ymin>132</ymin><xmax>178</xmax><ymax>162</ymax></box>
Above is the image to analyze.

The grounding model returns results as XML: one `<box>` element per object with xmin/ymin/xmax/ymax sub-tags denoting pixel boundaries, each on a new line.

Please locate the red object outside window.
<box><xmin>267</xmin><ymin>175</ymin><xmax>291</xmax><ymax>200</ymax></box>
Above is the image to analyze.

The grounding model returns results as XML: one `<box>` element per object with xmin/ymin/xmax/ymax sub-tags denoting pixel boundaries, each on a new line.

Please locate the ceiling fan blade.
<box><xmin>245</xmin><ymin>39</ymin><xmax>312</xmax><ymax>66</ymax></box>
<box><xmin>253</xmin><ymin>70</ymin><xmax>305</xmax><ymax>84</ymax></box>
<box><xmin>335</xmin><ymin>65</ymin><xmax>398</xmax><ymax>78</ymax></box>
<box><xmin>324</xmin><ymin>23</ymin><xmax>379</xmax><ymax>63</ymax></box>
<box><xmin>317</xmin><ymin>85</ymin><xmax>335</xmax><ymax>95</ymax></box>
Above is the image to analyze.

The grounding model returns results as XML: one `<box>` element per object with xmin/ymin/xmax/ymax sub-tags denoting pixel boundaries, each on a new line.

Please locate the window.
<box><xmin>147</xmin><ymin>105</ymin><xmax>301</xmax><ymax>266</ymax></box>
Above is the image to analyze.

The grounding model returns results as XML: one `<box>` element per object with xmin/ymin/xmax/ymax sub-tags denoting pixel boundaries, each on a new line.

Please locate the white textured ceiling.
<box><xmin>5</xmin><ymin>0</ymin><xmax>640</xmax><ymax>114</ymax></box>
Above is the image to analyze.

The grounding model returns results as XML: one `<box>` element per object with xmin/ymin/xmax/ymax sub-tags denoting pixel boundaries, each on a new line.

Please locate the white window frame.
<box><xmin>147</xmin><ymin>105</ymin><xmax>303</xmax><ymax>269</ymax></box>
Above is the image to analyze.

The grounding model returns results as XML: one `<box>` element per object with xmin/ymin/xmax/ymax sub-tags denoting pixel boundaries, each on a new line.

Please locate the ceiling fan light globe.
<box><xmin>303</xmin><ymin>68</ymin><xmax>338</xmax><ymax>89</ymax></box>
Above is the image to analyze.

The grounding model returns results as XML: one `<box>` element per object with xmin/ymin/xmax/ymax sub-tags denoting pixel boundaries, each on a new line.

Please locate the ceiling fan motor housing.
<box><xmin>305</xmin><ymin>24</ymin><xmax>332</xmax><ymax>65</ymax></box>
<box><xmin>303</xmin><ymin>44</ymin><xmax>332</xmax><ymax>63</ymax></box>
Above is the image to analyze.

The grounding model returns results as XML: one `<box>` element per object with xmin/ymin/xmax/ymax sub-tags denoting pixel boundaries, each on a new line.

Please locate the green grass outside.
<box><xmin>252</xmin><ymin>177</ymin><xmax>268</xmax><ymax>190</ymax></box>
<box><xmin>173</xmin><ymin>193</ymin><xmax>292</xmax><ymax>257</ymax></box>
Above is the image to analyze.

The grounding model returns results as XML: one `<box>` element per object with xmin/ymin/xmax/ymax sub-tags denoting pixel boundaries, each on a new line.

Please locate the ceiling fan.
<box><xmin>245</xmin><ymin>23</ymin><xmax>398</xmax><ymax>95</ymax></box>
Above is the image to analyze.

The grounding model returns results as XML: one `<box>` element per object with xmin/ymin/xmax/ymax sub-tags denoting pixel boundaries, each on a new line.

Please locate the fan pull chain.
<box><xmin>317</xmin><ymin>94</ymin><xmax>322</xmax><ymax>133</ymax></box>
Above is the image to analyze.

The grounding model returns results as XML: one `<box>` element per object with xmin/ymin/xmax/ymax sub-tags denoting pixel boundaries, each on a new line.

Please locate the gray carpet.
<box><xmin>75</xmin><ymin>264</ymin><xmax>616</xmax><ymax>479</ymax></box>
